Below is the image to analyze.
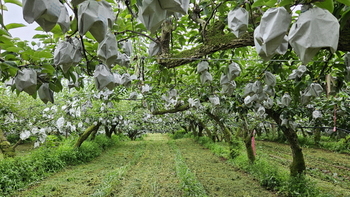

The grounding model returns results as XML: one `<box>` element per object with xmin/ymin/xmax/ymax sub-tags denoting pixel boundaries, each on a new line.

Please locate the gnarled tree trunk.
<box><xmin>266</xmin><ymin>109</ymin><xmax>306</xmax><ymax>176</ymax></box>
<box><xmin>282</xmin><ymin>127</ymin><xmax>306</xmax><ymax>176</ymax></box>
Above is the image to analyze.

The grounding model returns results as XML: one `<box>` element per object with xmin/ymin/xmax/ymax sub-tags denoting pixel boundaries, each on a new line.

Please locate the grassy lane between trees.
<box><xmin>10</xmin><ymin>140</ymin><xmax>146</xmax><ymax>197</ymax></box>
<box><xmin>256</xmin><ymin>141</ymin><xmax>350</xmax><ymax>196</ymax></box>
<box><xmin>195</xmin><ymin>136</ymin><xmax>350</xmax><ymax>197</ymax></box>
<box><xmin>10</xmin><ymin>134</ymin><xmax>278</xmax><ymax>197</ymax></box>
<box><xmin>175</xmin><ymin>138</ymin><xmax>278</xmax><ymax>197</ymax></box>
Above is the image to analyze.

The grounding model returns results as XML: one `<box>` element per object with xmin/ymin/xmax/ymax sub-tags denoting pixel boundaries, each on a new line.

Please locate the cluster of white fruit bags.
<box><xmin>22</xmin><ymin>0</ymin><xmax>70</xmax><ymax>33</ymax></box>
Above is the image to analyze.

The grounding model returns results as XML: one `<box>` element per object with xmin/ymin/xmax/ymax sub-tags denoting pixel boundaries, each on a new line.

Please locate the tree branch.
<box><xmin>152</xmin><ymin>103</ymin><xmax>190</xmax><ymax>115</ymax></box>
<box><xmin>157</xmin><ymin>33</ymin><xmax>254</xmax><ymax>68</ymax></box>
<box><xmin>115</xmin><ymin>30</ymin><xmax>158</xmax><ymax>43</ymax></box>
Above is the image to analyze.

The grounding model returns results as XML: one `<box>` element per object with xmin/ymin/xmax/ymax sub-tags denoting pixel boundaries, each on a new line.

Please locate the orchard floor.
<box><xmin>11</xmin><ymin>134</ymin><xmax>277</xmax><ymax>197</ymax></box>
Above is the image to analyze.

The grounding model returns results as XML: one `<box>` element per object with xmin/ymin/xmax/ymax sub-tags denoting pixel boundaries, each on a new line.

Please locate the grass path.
<box><xmin>109</xmin><ymin>134</ymin><xmax>183</xmax><ymax>196</ymax></box>
<box><xmin>12</xmin><ymin>134</ymin><xmax>277</xmax><ymax>197</ymax></box>
<box><xmin>11</xmin><ymin>141</ymin><xmax>146</xmax><ymax>197</ymax></box>
<box><xmin>175</xmin><ymin>138</ymin><xmax>277</xmax><ymax>197</ymax></box>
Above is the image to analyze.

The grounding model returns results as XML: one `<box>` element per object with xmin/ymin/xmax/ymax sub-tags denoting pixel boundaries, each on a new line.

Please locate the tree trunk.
<box><xmin>105</xmin><ymin>126</ymin><xmax>111</xmax><ymax>138</ymax></box>
<box><xmin>205</xmin><ymin>111</ymin><xmax>232</xmax><ymax>142</ymax></box>
<box><xmin>314</xmin><ymin>128</ymin><xmax>321</xmax><ymax>147</ymax></box>
<box><xmin>266</xmin><ymin>109</ymin><xmax>306</xmax><ymax>176</ymax></box>
<box><xmin>198</xmin><ymin>124</ymin><xmax>204</xmax><ymax>137</ymax></box>
<box><xmin>244</xmin><ymin>134</ymin><xmax>255</xmax><ymax>163</ymax></box>
<box><xmin>300</xmin><ymin>127</ymin><xmax>308</xmax><ymax>138</ymax></box>
<box><xmin>74</xmin><ymin>122</ymin><xmax>102</xmax><ymax>148</ymax></box>
<box><xmin>0</xmin><ymin>129</ymin><xmax>16</xmax><ymax>158</ymax></box>
<box><xmin>189</xmin><ymin>121</ymin><xmax>197</xmax><ymax>135</ymax></box>
<box><xmin>282</xmin><ymin>127</ymin><xmax>306</xmax><ymax>176</ymax></box>
<box><xmin>90</xmin><ymin>127</ymin><xmax>99</xmax><ymax>141</ymax></box>
<box><xmin>242</xmin><ymin>119</ymin><xmax>255</xmax><ymax>163</ymax></box>
<box><xmin>106</xmin><ymin>125</ymin><xmax>116</xmax><ymax>138</ymax></box>
<box><xmin>188</xmin><ymin>115</ymin><xmax>212</xmax><ymax>139</ymax></box>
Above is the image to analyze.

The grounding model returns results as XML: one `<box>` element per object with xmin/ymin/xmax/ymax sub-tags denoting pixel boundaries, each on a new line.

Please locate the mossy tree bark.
<box><xmin>282</xmin><ymin>127</ymin><xmax>306</xmax><ymax>176</ymax></box>
<box><xmin>313</xmin><ymin>119</ymin><xmax>322</xmax><ymax>146</ymax></box>
<box><xmin>156</xmin><ymin>18</ymin><xmax>350</xmax><ymax>70</ymax></box>
<box><xmin>152</xmin><ymin>103</ymin><xmax>190</xmax><ymax>115</ymax></box>
<box><xmin>90</xmin><ymin>125</ymin><xmax>100</xmax><ymax>141</ymax></box>
<box><xmin>266</xmin><ymin>109</ymin><xmax>306</xmax><ymax>176</ymax></box>
<box><xmin>74</xmin><ymin>122</ymin><xmax>102</xmax><ymax>148</ymax></box>
<box><xmin>0</xmin><ymin>129</ymin><xmax>16</xmax><ymax>158</ymax></box>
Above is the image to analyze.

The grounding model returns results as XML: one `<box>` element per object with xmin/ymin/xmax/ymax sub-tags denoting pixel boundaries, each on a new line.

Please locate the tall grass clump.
<box><xmin>0</xmin><ymin>134</ymin><xmax>119</xmax><ymax>195</ymax></box>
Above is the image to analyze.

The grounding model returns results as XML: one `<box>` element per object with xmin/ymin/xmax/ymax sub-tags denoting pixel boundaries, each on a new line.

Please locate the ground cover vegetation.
<box><xmin>0</xmin><ymin>0</ymin><xmax>350</xmax><ymax>196</ymax></box>
<box><xmin>11</xmin><ymin>134</ymin><xmax>280</xmax><ymax>197</ymax></box>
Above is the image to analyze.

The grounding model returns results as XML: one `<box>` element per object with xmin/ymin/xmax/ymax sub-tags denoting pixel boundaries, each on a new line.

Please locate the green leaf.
<box><xmin>314</xmin><ymin>0</ymin><xmax>334</xmax><ymax>13</ymax></box>
<box><xmin>252</xmin><ymin>0</ymin><xmax>277</xmax><ymax>8</ymax></box>
<box><xmin>70</xmin><ymin>17</ymin><xmax>78</xmax><ymax>33</ymax></box>
<box><xmin>340</xmin><ymin>9</ymin><xmax>350</xmax><ymax>29</ymax></box>
<box><xmin>36</xmin><ymin>51</ymin><xmax>53</xmax><ymax>59</ymax></box>
<box><xmin>4</xmin><ymin>0</ymin><xmax>22</xmax><ymax>6</ymax></box>
<box><xmin>5</xmin><ymin>23</ymin><xmax>26</xmax><ymax>30</ymax></box>
<box><xmin>279</xmin><ymin>0</ymin><xmax>293</xmax><ymax>7</ymax></box>
<box><xmin>49</xmin><ymin>79</ymin><xmax>63</xmax><ymax>93</ymax></box>
<box><xmin>33</xmin><ymin>34</ymin><xmax>50</xmax><ymax>39</ymax></box>
<box><xmin>4</xmin><ymin>46</ymin><xmax>23</xmax><ymax>53</ymax></box>
<box><xmin>336</xmin><ymin>0</ymin><xmax>350</xmax><ymax>6</ymax></box>
<box><xmin>0</xmin><ymin>61</ymin><xmax>19</xmax><ymax>76</ymax></box>
<box><xmin>0</xmin><ymin>28</ymin><xmax>10</xmax><ymax>36</ymax></box>
<box><xmin>41</xmin><ymin>64</ymin><xmax>56</xmax><ymax>75</ymax></box>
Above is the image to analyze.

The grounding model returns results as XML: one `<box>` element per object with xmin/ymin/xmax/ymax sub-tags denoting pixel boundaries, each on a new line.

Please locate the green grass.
<box><xmin>0</xmin><ymin>135</ymin><xmax>119</xmax><ymax>196</ymax></box>
<box><xmin>90</xmin><ymin>142</ymin><xmax>145</xmax><ymax>197</ymax></box>
<box><xmin>168</xmin><ymin>140</ymin><xmax>208</xmax><ymax>197</ymax></box>
<box><xmin>193</xmin><ymin>136</ymin><xmax>333</xmax><ymax>197</ymax></box>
